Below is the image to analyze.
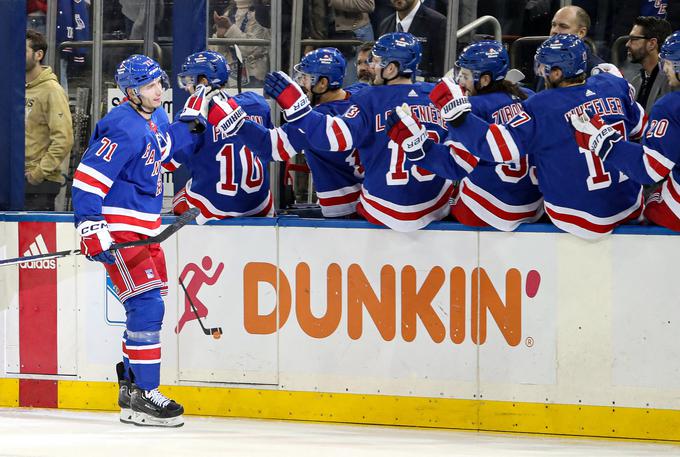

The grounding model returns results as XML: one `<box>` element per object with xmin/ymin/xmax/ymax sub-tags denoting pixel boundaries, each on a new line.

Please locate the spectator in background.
<box><xmin>25</xmin><ymin>30</ymin><xmax>73</xmax><ymax>211</ymax></box>
<box><xmin>377</xmin><ymin>0</ymin><xmax>447</xmax><ymax>80</ymax></box>
<box><xmin>535</xmin><ymin>5</ymin><xmax>603</xmax><ymax>90</ymax></box>
<box><xmin>625</xmin><ymin>16</ymin><xmax>674</xmax><ymax>113</ymax></box>
<box><xmin>356</xmin><ymin>42</ymin><xmax>374</xmax><ymax>83</ymax></box>
<box><xmin>604</xmin><ymin>0</ymin><xmax>674</xmax><ymax>51</ymax></box>
<box><xmin>549</xmin><ymin>6</ymin><xmax>604</xmax><ymax>70</ymax></box>
<box><xmin>119</xmin><ymin>0</ymin><xmax>164</xmax><ymax>40</ymax></box>
<box><xmin>329</xmin><ymin>0</ymin><xmax>375</xmax><ymax>84</ymax></box>
<box><xmin>213</xmin><ymin>5</ymin><xmax>271</xmax><ymax>86</ymax></box>
<box><xmin>27</xmin><ymin>1</ymin><xmax>48</xmax><ymax>34</ymax></box>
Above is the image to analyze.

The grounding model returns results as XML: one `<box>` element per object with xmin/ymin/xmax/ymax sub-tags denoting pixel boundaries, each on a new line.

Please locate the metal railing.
<box><xmin>55</xmin><ymin>40</ymin><xmax>163</xmax><ymax>78</ymax></box>
<box><xmin>447</xmin><ymin>15</ymin><xmax>502</xmax><ymax>72</ymax></box>
<box><xmin>456</xmin><ymin>15</ymin><xmax>502</xmax><ymax>42</ymax></box>
<box><xmin>509</xmin><ymin>36</ymin><xmax>548</xmax><ymax>69</ymax></box>
<box><xmin>208</xmin><ymin>38</ymin><xmax>271</xmax><ymax>46</ymax></box>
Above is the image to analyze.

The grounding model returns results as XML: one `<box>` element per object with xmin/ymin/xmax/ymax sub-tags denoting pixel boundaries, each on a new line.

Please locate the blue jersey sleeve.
<box><xmin>233</xmin><ymin>120</ymin><xmax>301</xmax><ymax>163</ymax></box>
<box><xmin>448</xmin><ymin>108</ymin><xmax>533</xmax><ymax>164</ymax></box>
<box><xmin>605</xmin><ymin>96</ymin><xmax>678</xmax><ymax>184</ymax></box>
<box><xmin>166</xmin><ymin>121</ymin><xmax>203</xmax><ymax>167</ymax></box>
<box><xmin>617</xmin><ymin>76</ymin><xmax>646</xmax><ymax>139</ymax></box>
<box><xmin>292</xmin><ymin>101</ymin><xmax>369</xmax><ymax>152</ymax></box>
<box><xmin>408</xmin><ymin>139</ymin><xmax>480</xmax><ymax>180</ymax></box>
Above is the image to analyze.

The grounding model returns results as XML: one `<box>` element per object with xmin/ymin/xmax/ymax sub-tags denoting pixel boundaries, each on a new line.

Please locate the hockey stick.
<box><xmin>0</xmin><ymin>207</ymin><xmax>200</xmax><ymax>267</ymax></box>
<box><xmin>178</xmin><ymin>276</ymin><xmax>223</xmax><ymax>339</ymax></box>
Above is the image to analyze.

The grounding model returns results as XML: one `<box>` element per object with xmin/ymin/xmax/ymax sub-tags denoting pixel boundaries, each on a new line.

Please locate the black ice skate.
<box><xmin>115</xmin><ymin>362</ymin><xmax>134</xmax><ymax>424</ymax></box>
<box><xmin>130</xmin><ymin>386</ymin><xmax>184</xmax><ymax>427</ymax></box>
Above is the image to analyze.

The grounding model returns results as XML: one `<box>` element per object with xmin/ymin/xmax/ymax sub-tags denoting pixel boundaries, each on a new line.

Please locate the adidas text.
<box><xmin>20</xmin><ymin>259</ymin><xmax>56</xmax><ymax>269</ymax></box>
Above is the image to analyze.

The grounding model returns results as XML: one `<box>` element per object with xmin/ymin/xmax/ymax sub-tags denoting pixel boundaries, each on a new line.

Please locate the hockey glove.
<box><xmin>264</xmin><ymin>71</ymin><xmax>311</xmax><ymax>122</ymax></box>
<box><xmin>386</xmin><ymin>104</ymin><xmax>431</xmax><ymax>161</ymax></box>
<box><xmin>77</xmin><ymin>220</ymin><xmax>115</xmax><ymax>264</ymax></box>
<box><xmin>177</xmin><ymin>84</ymin><xmax>210</xmax><ymax>133</ymax></box>
<box><xmin>591</xmin><ymin>63</ymin><xmax>624</xmax><ymax>78</ymax></box>
<box><xmin>208</xmin><ymin>90</ymin><xmax>247</xmax><ymax>137</ymax></box>
<box><xmin>570</xmin><ymin>111</ymin><xmax>622</xmax><ymax>161</ymax></box>
<box><xmin>429</xmin><ymin>77</ymin><xmax>471</xmax><ymax>126</ymax></box>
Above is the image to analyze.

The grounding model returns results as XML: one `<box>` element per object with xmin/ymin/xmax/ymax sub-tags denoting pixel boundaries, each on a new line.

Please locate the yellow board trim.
<box><xmin>25</xmin><ymin>380</ymin><xmax>680</xmax><ymax>442</ymax></box>
<box><xmin>0</xmin><ymin>378</ymin><xmax>19</xmax><ymax>407</ymax></box>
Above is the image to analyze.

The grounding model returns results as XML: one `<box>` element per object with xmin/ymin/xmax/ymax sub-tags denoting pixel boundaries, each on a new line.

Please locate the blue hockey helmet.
<box><xmin>455</xmin><ymin>40</ymin><xmax>510</xmax><ymax>83</ymax></box>
<box><xmin>115</xmin><ymin>54</ymin><xmax>169</xmax><ymax>95</ymax></box>
<box><xmin>660</xmin><ymin>30</ymin><xmax>680</xmax><ymax>75</ymax></box>
<box><xmin>534</xmin><ymin>34</ymin><xmax>588</xmax><ymax>79</ymax></box>
<box><xmin>177</xmin><ymin>50</ymin><xmax>230</xmax><ymax>89</ymax></box>
<box><xmin>370</xmin><ymin>32</ymin><xmax>422</xmax><ymax>76</ymax></box>
<box><xmin>293</xmin><ymin>47</ymin><xmax>346</xmax><ymax>89</ymax></box>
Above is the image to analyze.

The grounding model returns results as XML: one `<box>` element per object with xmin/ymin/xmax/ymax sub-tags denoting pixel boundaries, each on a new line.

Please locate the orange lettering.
<box><xmin>295</xmin><ymin>263</ymin><xmax>342</xmax><ymax>338</ymax></box>
<box><xmin>472</xmin><ymin>268</ymin><xmax>521</xmax><ymax>346</ymax></box>
<box><xmin>401</xmin><ymin>265</ymin><xmax>445</xmax><ymax>343</ymax></box>
<box><xmin>243</xmin><ymin>262</ymin><xmax>291</xmax><ymax>334</ymax></box>
<box><xmin>450</xmin><ymin>267</ymin><xmax>466</xmax><ymax>344</ymax></box>
<box><xmin>347</xmin><ymin>264</ymin><xmax>396</xmax><ymax>341</ymax></box>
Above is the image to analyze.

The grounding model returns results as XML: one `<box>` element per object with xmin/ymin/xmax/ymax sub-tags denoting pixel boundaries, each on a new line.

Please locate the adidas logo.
<box><xmin>20</xmin><ymin>234</ymin><xmax>56</xmax><ymax>270</ymax></box>
<box><xmin>408</xmin><ymin>90</ymin><xmax>418</xmax><ymax>97</ymax></box>
<box><xmin>585</xmin><ymin>89</ymin><xmax>596</xmax><ymax>96</ymax></box>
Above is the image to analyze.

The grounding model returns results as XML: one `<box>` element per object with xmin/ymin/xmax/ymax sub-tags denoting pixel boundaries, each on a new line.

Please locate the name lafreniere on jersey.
<box><xmin>212</xmin><ymin>115</ymin><xmax>265</xmax><ymax>142</ymax></box>
<box><xmin>374</xmin><ymin>105</ymin><xmax>447</xmax><ymax>132</ymax></box>
<box><xmin>563</xmin><ymin>97</ymin><xmax>624</xmax><ymax>122</ymax></box>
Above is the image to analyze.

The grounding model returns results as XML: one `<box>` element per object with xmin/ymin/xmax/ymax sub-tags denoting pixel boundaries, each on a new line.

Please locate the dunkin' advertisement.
<box><xmin>174</xmin><ymin>226</ymin><xmax>556</xmax><ymax>396</ymax></box>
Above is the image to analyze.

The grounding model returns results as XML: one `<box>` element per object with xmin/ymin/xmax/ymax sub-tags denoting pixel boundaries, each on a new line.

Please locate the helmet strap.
<box><xmin>310</xmin><ymin>77</ymin><xmax>331</xmax><ymax>106</ymax></box>
<box><xmin>129</xmin><ymin>89</ymin><xmax>156</xmax><ymax>115</ymax></box>
<box><xmin>380</xmin><ymin>64</ymin><xmax>401</xmax><ymax>85</ymax></box>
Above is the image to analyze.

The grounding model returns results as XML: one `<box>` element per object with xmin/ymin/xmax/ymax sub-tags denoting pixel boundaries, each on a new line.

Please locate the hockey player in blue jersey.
<box><xmin>235</xmin><ymin>48</ymin><xmax>366</xmax><ymax>217</ymax></box>
<box><xmin>167</xmin><ymin>50</ymin><xmax>286</xmax><ymax>224</ymax></box>
<box><xmin>255</xmin><ymin>33</ymin><xmax>453</xmax><ymax>231</ymax></box>
<box><xmin>569</xmin><ymin>31</ymin><xmax>680</xmax><ymax>231</ymax></box>
<box><xmin>390</xmin><ymin>41</ymin><xmax>543</xmax><ymax>231</ymax></box>
<box><xmin>391</xmin><ymin>34</ymin><xmax>646</xmax><ymax>239</ymax></box>
<box><xmin>71</xmin><ymin>54</ymin><xmax>238</xmax><ymax>427</ymax></box>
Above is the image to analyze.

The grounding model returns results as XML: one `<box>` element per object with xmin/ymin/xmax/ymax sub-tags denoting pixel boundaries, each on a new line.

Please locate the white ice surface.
<box><xmin>0</xmin><ymin>408</ymin><xmax>679</xmax><ymax>457</ymax></box>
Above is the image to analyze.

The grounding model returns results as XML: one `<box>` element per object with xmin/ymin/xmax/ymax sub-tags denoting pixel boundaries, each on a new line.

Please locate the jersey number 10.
<box><xmin>216</xmin><ymin>144</ymin><xmax>265</xmax><ymax>196</ymax></box>
<box><xmin>387</xmin><ymin>131</ymin><xmax>440</xmax><ymax>185</ymax></box>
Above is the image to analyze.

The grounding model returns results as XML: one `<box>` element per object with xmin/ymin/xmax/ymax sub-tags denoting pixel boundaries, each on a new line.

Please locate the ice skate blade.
<box><xmin>120</xmin><ymin>408</ymin><xmax>134</xmax><ymax>424</ymax></box>
<box><xmin>132</xmin><ymin>411</ymin><xmax>184</xmax><ymax>428</ymax></box>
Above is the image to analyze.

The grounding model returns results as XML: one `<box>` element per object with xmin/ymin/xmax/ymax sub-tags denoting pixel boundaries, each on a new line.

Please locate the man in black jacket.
<box><xmin>377</xmin><ymin>0</ymin><xmax>447</xmax><ymax>80</ymax></box>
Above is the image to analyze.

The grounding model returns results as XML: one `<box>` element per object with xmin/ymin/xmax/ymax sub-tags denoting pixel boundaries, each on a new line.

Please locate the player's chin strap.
<box><xmin>129</xmin><ymin>89</ymin><xmax>156</xmax><ymax>115</ymax></box>
<box><xmin>379</xmin><ymin>65</ymin><xmax>400</xmax><ymax>85</ymax></box>
<box><xmin>379</xmin><ymin>62</ymin><xmax>414</xmax><ymax>85</ymax></box>
<box><xmin>309</xmin><ymin>76</ymin><xmax>331</xmax><ymax>106</ymax></box>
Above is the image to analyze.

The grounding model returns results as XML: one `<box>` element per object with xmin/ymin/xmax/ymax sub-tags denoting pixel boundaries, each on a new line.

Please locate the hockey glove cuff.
<box><xmin>178</xmin><ymin>84</ymin><xmax>209</xmax><ymax>133</ymax></box>
<box><xmin>208</xmin><ymin>90</ymin><xmax>247</xmax><ymax>137</ymax></box>
<box><xmin>429</xmin><ymin>77</ymin><xmax>471</xmax><ymax>123</ymax></box>
<box><xmin>77</xmin><ymin>220</ymin><xmax>115</xmax><ymax>264</ymax></box>
<box><xmin>570</xmin><ymin>112</ymin><xmax>622</xmax><ymax>160</ymax></box>
<box><xmin>591</xmin><ymin>63</ymin><xmax>624</xmax><ymax>78</ymax></box>
<box><xmin>264</xmin><ymin>71</ymin><xmax>311</xmax><ymax>122</ymax></box>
